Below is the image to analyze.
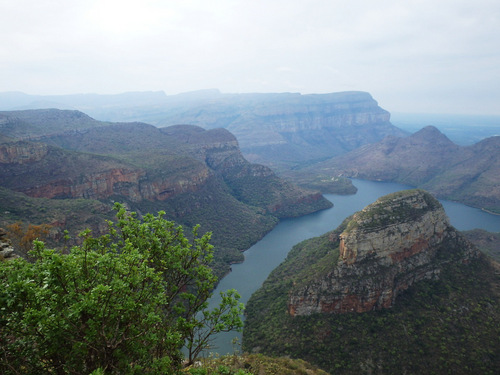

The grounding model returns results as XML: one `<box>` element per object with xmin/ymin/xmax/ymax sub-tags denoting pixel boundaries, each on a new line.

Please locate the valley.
<box><xmin>311</xmin><ymin>126</ymin><xmax>500</xmax><ymax>213</ymax></box>
<box><xmin>1</xmin><ymin>91</ymin><xmax>499</xmax><ymax>374</ymax></box>
<box><xmin>206</xmin><ymin>179</ymin><xmax>500</xmax><ymax>355</ymax></box>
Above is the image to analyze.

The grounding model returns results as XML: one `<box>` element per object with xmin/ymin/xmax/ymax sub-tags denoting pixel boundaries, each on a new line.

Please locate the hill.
<box><xmin>0</xmin><ymin>91</ymin><xmax>407</xmax><ymax>191</ymax></box>
<box><xmin>312</xmin><ymin>126</ymin><xmax>500</xmax><ymax>213</ymax></box>
<box><xmin>0</xmin><ymin>109</ymin><xmax>332</xmax><ymax>276</ymax></box>
<box><xmin>243</xmin><ymin>190</ymin><xmax>500</xmax><ymax>374</ymax></box>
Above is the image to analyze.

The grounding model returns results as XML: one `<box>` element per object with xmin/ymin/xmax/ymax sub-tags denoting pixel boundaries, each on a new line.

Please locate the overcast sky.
<box><xmin>1</xmin><ymin>0</ymin><xmax>499</xmax><ymax>115</ymax></box>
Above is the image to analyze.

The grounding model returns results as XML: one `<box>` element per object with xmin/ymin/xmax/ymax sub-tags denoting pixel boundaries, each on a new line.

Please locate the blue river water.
<box><xmin>205</xmin><ymin>179</ymin><xmax>500</xmax><ymax>355</ymax></box>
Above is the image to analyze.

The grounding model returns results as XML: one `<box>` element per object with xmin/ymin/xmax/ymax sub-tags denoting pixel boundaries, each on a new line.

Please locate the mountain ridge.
<box><xmin>0</xmin><ymin>91</ymin><xmax>407</xmax><ymax>173</ymax></box>
<box><xmin>313</xmin><ymin>126</ymin><xmax>500</xmax><ymax>212</ymax></box>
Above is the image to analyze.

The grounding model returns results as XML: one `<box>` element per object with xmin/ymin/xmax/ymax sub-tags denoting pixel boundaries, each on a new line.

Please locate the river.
<box><xmin>205</xmin><ymin>179</ymin><xmax>500</xmax><ymax>355</ymax></box>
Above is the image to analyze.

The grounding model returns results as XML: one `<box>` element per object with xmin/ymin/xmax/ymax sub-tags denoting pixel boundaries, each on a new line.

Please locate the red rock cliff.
<box><xmin>288</xmin><ymin>190</ymin><xmax>479</xmax><ymax>316</ymax></box>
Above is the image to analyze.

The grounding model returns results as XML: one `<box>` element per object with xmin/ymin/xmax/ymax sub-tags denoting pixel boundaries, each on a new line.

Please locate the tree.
<box><xmin>0</xmin><ymin>203</ymin><xmax>243</xmax><ymax>374</ymax></box>
<box><xmin>6</xmin><ymin>221</ymin><xmax>51</xmax><ymax>258</ymax></box>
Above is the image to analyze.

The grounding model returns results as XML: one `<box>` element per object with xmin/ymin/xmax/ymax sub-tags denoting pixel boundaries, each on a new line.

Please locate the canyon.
<box><xmin>0</xmin><ymin>109</ymin><xmax>331</xmax><ymax>276</ymax></box>
<box><xmin>0</xmin><ymin>90</ymin><xmax>407</xmax><ymax>172</ymax></box>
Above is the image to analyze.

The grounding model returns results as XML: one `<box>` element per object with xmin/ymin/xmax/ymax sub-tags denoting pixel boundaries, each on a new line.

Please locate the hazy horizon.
<box><xmin>2</xmin><ymin>1</ymin><xmax>500</xmax><ymax>115</ymax></box>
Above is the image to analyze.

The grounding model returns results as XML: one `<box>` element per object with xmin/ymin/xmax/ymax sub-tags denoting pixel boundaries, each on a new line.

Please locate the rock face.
<box><xmin>154</xmin><ymin>91</ymin><xmax>406</xmax><ymax>170</ymax></box>
<box><xmin>9</xmin><ymin>90</ymin><xmax>402</xmax><ymax>171</ymax></box>
<box><xmin>0</xmin><ymin>228</ymin><xmax>17</xmax><ymax>260</ymax></box>
<box><xmin>288</xmin><ymin>190</ymin><xmax>479</xmax><ymax>316</ymax></box>
<box><xmin>0</xmin><ymin>125</ymin><xmax>328</xmax><ymax>217</ymax></box>
<box><xmin>0</xmin><ymin>109</ymin><xmax>331</xmax><ymax>217</ymax></box>
<box><xmin>0</xmin><ymin>141</ymin><xmax>49</xmax><ymax>163</ymax></box>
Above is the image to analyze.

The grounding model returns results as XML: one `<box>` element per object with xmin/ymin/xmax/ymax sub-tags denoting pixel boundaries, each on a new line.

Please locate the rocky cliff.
<box><xmin>154</xmin><ymin>91</ymin><xmax>407</xmax><ymax>171</ymax></box>
<box><xmin>0</xmin><ymin>141</ymin><xmax>49</xmax><ymax>164</ymax></box>
<box><xmin>1</xmin><ymin>91</ymin><xmax>405</xmax><ymax>172</ymax></box>
<box><xmin>0</xmin><ymin>114</ymin><xmax>329</xmax><ymax>216</ymax></box>
<box><xmin>287</xmin><ymin>190</ymin><xmax>478</xmax><ymax>316</ymax></box>
<box><xmin>0</xmin><ymin>92</ymin><xmax>407</xmax><ymax>195</ymax></box>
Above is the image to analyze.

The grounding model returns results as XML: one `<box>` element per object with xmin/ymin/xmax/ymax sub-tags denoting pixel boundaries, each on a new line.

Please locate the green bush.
<box><xmin>0</xmin><ymin>203</ymin><xmax>243</xmax><ymax>374</ymax></box>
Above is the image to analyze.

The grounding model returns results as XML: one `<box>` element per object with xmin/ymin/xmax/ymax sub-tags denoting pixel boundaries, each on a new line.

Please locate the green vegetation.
<box><xmin>344</xmin><ymin>189</ymin><xmax>440</xmax><ymax>232</ymax></box>
<box><xmin>464</xmin><ymin>229</ymin><xmax>500</xmax><ymax>262</ymax></box>
<box><xmin>0</xmin><ymin>204</ymin><xmax>244</xmax><ymax>374</ymax></box>
<box><xmin>223</xmin><ymin>166</ymin><xmax>333</xmax><ymax>218</ymax></box>
<box><xmin>187</xmin><ymin>353</ymin><xmax>329</xmax><ymax>375</ymax></box>
<box><xmin>282</xmin><ymin>173</ymin><xmax>357</xmax><ymax>195</ymax></box>
<box><xmin>243</xmin><ymin>232</ymin><xmax>500</xmax><ymax>374</ymax></box>
<box><xmin>0</xmin><ymin>186</ymin><xmax>114</xmax><ymax>245</ymax></box>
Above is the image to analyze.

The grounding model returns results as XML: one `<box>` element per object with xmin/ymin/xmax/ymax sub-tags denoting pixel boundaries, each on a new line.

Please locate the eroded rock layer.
<box><xmin>288</xmin><ymin>190</ymin><xmax>479</xmax><ymax>315</ymax></box>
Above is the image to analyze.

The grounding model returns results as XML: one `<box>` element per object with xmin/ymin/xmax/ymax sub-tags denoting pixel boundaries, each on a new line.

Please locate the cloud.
<box><xmin>1</xmin><ymin>0</ymin><xmax>499</xmax><ymax>114</ymax></box>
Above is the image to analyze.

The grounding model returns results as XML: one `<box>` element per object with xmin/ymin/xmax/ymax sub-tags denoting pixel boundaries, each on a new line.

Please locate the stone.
<box><xmin>0</xmin><ymin>228</ymin><xmax>18</xmax><ymax>260</ymax></box>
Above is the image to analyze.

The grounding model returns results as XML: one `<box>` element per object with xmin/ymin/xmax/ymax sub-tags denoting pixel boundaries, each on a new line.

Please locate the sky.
<box><xmin>1</xmin><ymin>0</ymin><xmax>500</xmax><ymax>115</ymax></box>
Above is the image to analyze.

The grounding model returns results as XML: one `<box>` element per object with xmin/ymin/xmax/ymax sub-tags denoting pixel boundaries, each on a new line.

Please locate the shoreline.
<box><xmin>481</xmin><ymin>207</ymin><xmax>500</xmax><ymax>216</ymax></box>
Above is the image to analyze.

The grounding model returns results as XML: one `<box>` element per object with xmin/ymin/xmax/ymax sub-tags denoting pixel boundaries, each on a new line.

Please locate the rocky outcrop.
<box><xmin>22</xmin><ymin>168</ymin><xmax>144</xmax><ymax>200</ymax></box>
<box><xmin>0</xmin><ymin>141</ymin><xmax>48</xmax><ymax>163</ymax></box>
<box><xmin>140</xmin><ymin>167</ymin><xmax>212</xmax><ymax>201</ymax></box>
<box><xmin>0</xmin><ymin>228</ymin><xmax>17</xmax><ymax>260</ymax></box>
<box><xmin>288</xmin><ymin>190</ymin><xmax>479</xmax><ymax>316</ymax></box>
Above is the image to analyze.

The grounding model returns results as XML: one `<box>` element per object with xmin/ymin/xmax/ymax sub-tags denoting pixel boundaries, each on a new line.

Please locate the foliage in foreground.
<box><xmin>186</xmin><ymin>353</ymin><xmax>329</xmax><ymax>375</ymax></box>
<box><xmin>0</xmin><ymin>203</ymin><xmax>244</xmax><ymax>374</ymax></box>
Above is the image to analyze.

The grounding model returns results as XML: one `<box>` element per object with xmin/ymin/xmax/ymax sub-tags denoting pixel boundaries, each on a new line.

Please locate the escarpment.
<box><xmin>0</xmin><ymin>141</ymin><xmax>49</xmax><ymax>163</ymax></box>
<box><xmin>147</xmin><ymin>91</ymin><xmax>406</xmax><ymax>170</ymax></box>
<box><xmin>0</xmin><ymin>141</ymin><xmax>209</xmax><ymax>202</ymax></box>
<box><xmin>287</xmin><ymin>190</ymin><xmax>479</xmax><ymax>316</ymax></box>
<box><xmin>0</xmin><ymin>109</ymin><xmax>331</xmax><ymax>234</ymax></box>
<box><xmin>0</xmin><ymin>114</ymin><xmax>330</xmax><ymax>216</ymax></box>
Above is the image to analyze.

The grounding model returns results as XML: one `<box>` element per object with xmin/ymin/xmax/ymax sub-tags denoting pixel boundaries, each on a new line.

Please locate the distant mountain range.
<box><xmin>311</xmin><ymin>126</ymin><xmax>500</xmax><ymax>213</ymax></box>
<box><xmin>0</xmin><ymin>90</ymin><xmax>407</xmax><ymax>171</ymax></box>
<box><xmin>1</xmin><ymin>90</ymin><xmax>499</xmax><ymax>212</ymax></box>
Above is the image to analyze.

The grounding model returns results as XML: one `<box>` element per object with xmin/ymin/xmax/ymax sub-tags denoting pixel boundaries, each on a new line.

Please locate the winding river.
<box><xmin>206</xmin><ymin>179</ymin><xmax>500</xmax><ymax>355</ymax></box>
